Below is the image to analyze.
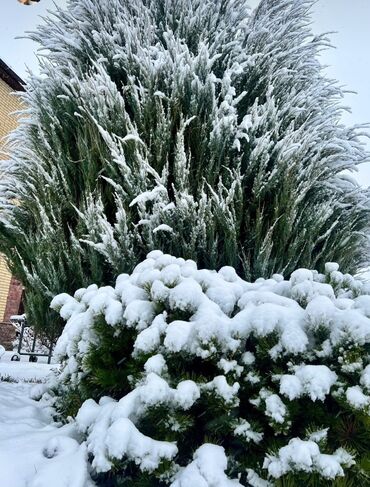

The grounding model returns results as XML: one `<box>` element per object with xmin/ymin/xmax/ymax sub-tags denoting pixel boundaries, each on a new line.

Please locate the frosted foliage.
<box><xmin>345</xmin><ymin>386</ymin><xmax>370</xmax><ymax>410</ymax></box>
<box><xmin>171</xmin><ymin>444</ymin><xmax>242</xmax><ymax>487</ymax></box>
<box><xmin>49</xmin><ymin>251</ymin><xmax>370</xmax><ymax>483</ymax></box>
<box><xmin>360</xmin><ymin>364</ymin><xmax>370</xmax><ymax>389</ymax></box>
<box><xmin>279</xmin><ymin>365</ymin><xmax>337</xmax><ymax>401</ymax></box>
<box><xmin>264</xmin><ymin>393</ymin><xmax>287</xmax><ymax>425</ymax></box>
<box><xmin>263</xmin><ymin>438</ymin><xmax>354</xmax><ymax>479</ymax></box>
<box><xmin>1</xmin><ymin>0</ymin><xmax>369</xmax><ymax>340</ymax></box>
<box><xmin>234</xmin><ymin>420</ymin><xmax>263</xmax><ymax>444</ymax></box>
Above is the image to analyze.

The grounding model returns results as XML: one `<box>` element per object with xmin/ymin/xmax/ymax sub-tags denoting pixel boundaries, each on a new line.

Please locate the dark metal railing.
<box><xmin>10</xmin><ymin>316</ymin><xmax>53</xmax><ymax>364</ymax></box>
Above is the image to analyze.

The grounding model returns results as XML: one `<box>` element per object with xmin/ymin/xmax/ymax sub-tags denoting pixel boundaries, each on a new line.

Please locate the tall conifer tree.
<box><xmin>0</xmin><ymin>0</ymin><xmax>369</xmax><ymax>333</ymax></box>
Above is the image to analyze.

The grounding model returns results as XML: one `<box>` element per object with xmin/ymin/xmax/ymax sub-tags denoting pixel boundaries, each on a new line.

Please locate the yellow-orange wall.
<box><xmin>0</xmin><ymin>77</ymin><xmax>23</xmax><ymax>320</ymax></box>
<box><xmin>0</xmin><ymin>259</ymin><xmax>12</xmax><ymax>320</ymax></box>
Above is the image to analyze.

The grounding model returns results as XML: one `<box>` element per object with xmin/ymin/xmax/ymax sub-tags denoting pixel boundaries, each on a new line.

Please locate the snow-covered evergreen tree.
<box><xmin>0</xmin><ymin>0</ymin><xmax>369</xmax><ymax>332</ymax></box>
<box><xmin>48</xmin><ymin>251</ymin><xmax>370</xmax><ymax>486</ymax></box>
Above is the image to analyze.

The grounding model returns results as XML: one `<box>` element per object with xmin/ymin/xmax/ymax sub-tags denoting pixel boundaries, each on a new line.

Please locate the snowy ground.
<box><xmin>0</xmin><ymin>354</ymin><xmax>92</xmax><ymax>487</ymax></box>
<box><xmin>0</xmin><ymin>351</ymin><xmax>56</xmax><ymax>382</ymax></box>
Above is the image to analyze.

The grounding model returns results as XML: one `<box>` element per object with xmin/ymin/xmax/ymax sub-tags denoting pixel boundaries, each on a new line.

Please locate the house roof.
<box><xmin>0</xmin><ymin>59</ymin><xmax>25</xmax><ymax>92</ymax></box>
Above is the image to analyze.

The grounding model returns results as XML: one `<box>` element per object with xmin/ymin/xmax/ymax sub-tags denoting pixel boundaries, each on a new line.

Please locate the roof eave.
<box><xmin>0</xmin><ymin>59</ymin><xmax>25</xmax><ymax>92</ymax></box>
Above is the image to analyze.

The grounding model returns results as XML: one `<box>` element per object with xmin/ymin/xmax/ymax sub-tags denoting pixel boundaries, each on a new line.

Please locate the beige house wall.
<box><xmin>0</xmin><ymin>77</ymin><xmax>23</xmax><ymax>320</ymax></box>
<box><xmin>0</xmin><ymin>77</ymin><xmax>21</xmax><ymax>158</ymax></box>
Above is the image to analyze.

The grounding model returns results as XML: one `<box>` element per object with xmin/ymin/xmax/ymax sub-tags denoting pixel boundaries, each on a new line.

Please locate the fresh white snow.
<box><xmin>263</xmin><ymin>438</ymin><xmax>354</xmax><ymax>479</ymax></box>
<box><xmin>0</xmin><ymin>371</ymin><xmax>93</xmax><ymax>487</ymax></box>
<box><xmin>0</xmin><ymin>352</ymin><xmax>56</xmax><ymax>383</ymax></box>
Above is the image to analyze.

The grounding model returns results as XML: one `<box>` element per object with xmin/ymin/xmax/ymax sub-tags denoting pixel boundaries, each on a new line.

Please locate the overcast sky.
<box><xmin>1</xmin><ymin>0</ymin><xmax>370</xmax><ymax>185</ymax></box>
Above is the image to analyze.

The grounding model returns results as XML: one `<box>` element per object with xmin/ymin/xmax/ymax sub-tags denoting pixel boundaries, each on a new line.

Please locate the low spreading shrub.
<box><xmin>48</xmin><ymin>251</ymin><xmax>370</xmax><ymax>486</ymax></box>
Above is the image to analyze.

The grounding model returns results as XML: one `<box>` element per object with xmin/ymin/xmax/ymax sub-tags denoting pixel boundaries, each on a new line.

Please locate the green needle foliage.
<box><xmin>0</xmin><ymin>0</ymin><xmax>369</xmax><ymax>335</ymax></box>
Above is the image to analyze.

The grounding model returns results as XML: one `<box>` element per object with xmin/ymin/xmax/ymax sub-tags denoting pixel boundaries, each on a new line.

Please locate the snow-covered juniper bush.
<box><xmin>47</xmin><ymin>251</ymin><xmax>370</xmax><ymax>486</ymax></box>
<box><xmin>1</xmin><ymin>0</ymin><xmax>370</xmax><ymax>334</ymax></box>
